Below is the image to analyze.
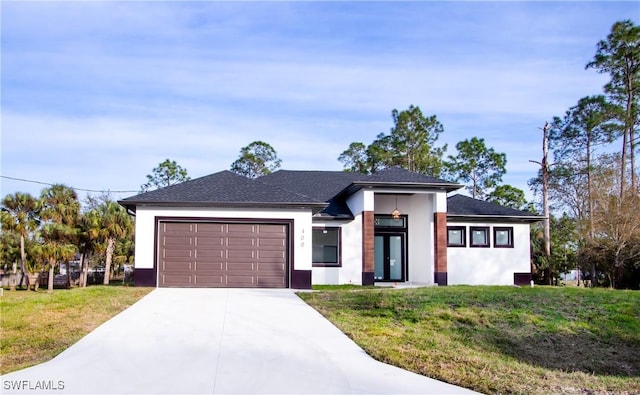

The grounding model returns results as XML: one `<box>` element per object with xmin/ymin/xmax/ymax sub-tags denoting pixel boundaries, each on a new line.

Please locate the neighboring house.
<box><xmin>119</xmin><ymin>167</ymin><xmax>541</xmax><ymax>289</ymax></box>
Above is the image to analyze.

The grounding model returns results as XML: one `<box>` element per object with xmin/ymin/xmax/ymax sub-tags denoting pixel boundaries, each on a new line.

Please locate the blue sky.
<box><xmin>1</xmin><ymin>1</ymin><xmax>638</xmax><ymax>204</ymax></box>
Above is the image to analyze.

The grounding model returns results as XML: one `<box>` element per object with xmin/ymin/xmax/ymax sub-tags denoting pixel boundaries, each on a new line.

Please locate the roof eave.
<box><xmin>312</xmin><ymin>213</ymin><xmax>355</xmax><ymax>221</ymax></box>
<box><xmin>118</xmin><ymin>200</ymin><xmax>328</xmax><ymax>214</ymax></box>
<box><xmin>446</xmin><ymin>214</ymin><xmax>544</xmax><ymax>223</ymax></box>
<box><xmin>340</xmin><ymin>181</ymin><xmax>463</xmax><ymax>197</ymax></box>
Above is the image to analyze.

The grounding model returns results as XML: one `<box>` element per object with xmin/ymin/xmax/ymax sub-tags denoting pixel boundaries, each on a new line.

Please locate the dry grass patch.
<box><xmin>0</xmin><ymin>286</ymin><xmax>152</xmax><ymax>374</ymax></box>
<box><xmin>299</xmin><ymin>286</ymin><xmax>640</xmax><ymax>394</ymax></box>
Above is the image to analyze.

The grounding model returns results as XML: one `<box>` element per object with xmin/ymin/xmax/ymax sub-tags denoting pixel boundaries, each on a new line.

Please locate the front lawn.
<box><xmin>299</xmin><ymin>286</ymin><xmax>640</xmax><ymax>394</ymax></box>
<box><xmin>0</xmin><ymin>286</ymin><xmax>152</xmax><ymax>374</ymax></box>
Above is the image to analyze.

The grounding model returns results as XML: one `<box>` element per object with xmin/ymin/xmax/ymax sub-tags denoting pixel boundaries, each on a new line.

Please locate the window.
<box><xmin>374</xmin><ymin>216</ymin><xmax>406</xmax><ymax>228</ymax></box>
<box><xmin>494</xmin><ymin>227</ymin><xmax>514</xmax><ymax>248</ymax></box>
<box><xmin>470</xmin><ymin>226</ymin><xmax>490</xmax><ymax>247</ymax></box>
<box><xmin>447</xmin><ymin>226</ymin><xmax>466</xmax><ymax>247</ymax></box>
<box><xmin>312</xmin><ymin>228</ymin><xmax>341</xmax><ymax>266</ymax></box>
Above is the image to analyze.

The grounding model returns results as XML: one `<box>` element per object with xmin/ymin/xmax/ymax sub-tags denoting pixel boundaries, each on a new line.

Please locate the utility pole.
<box><xmin>530</xmin><ymin>122</ymin><xmax>552</xmax><ymax>284</ymax></box>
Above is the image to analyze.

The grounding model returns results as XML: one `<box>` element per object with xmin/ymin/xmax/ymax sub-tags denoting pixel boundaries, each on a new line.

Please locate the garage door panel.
<box><xmin>258</xmin><ymin>224</ymin><xmax>286</xmax><ymax>233</ymax></box>
<box><xmin>227</xmin><ymin>237</ymin><xmax>256</xmax><ymax>246</ymax></box>
<box><xmin>227</xmin><ymin>250</ymin><xmax>256</xmax><ymax>259</ymax></box>
<box><xmin>164</xmin><ymin>223</ymin><xmax>194</xmax><ymax>233</ymax></box>
<box><xmin>258</xmin><ymin>235</ymin><xmax>286</xmax><ymax>242</ymax></box>
<box><xmin>256</xmin><ymin>247</ymin><xmax>286</xmax><ymax>254</ymax></box>
<box><xmin>163</xmin><ymin>248</ymin><xmax>194</xmax><ymax>259</ymax></box>
<box><xmin>258</xmin><ymin>238</ymin><xmax>285</xmax><ymax>247</ymax></box>
<box><xmin>258</xmin><ymin>262</ymin><xmax>285</xmax><ymax>275</ymax></box>
<box><xmin>226</xmin><ymin>275</ymin><xmax>256</xmax><ymax>286</ymax></box>
<box><xmin>256</xmin><ymin>258</ymin><xmax>285</xmax><ymax>266</ymax></box>
<box><xmin>161</xmin><ymin>274</ymin><xmax>192</xmax><ymax>286</ymax></box>
<box><xmin>258</xmin><ymin>250</ymin><xmax>286</xmax><ymax>259</ymax></box>
<box><xmin>228</xmin><ymin>224</ymin><xmax>256</xmax><ymax>233</ymax></box>
<box><xmin>195</xmin><ymin>237</ymin><xmax>224</xmax><ymax>246</ymax></box>
<box><xmin>225</xmin><ymin>233</ymin><xmax>258</xmax><ymax>241</ymax></box>
<box><xmin>159</xmin><ymin>221</ymin><xmax>288</xmax><ymax>288</ymax></box>
<box><xmin>194</xmin><ymin>261</ymin><xmax>224</xmax><ymax>272</ymax></box>
<box><xmin>164</xmin><ymin>236</ymin><xmax>193</xmax><ymax>246</ymax></box>
<box><xmin>195</xmin><ymin>248</ymin><xmax>225</xmax><ymax>259</ymax></box>
<box><xmin>162</xmin><ymin>260</ymin><xmax>193</xmax><ymax>270</ymax></box>
<box><xmin>196</xmin><ymin>223</ymin><xmax>225</xmax><ymax>233</ymax></box>
<box><xmin>257</xmin><ymin>276</ymin><xmax>285</xmax><ymax>287</ymax></box>
<box><xmin>226</xmin><ymin>261</ymin><xmax>255</xmax><ymax>271</ymax></box>
<box><xmin>194</xmin><ymin>275</ymin><xmax>224</xmax><ymax>286</ymax></box>
<box><xmin>256</xmin><ymin>237</ymin><xmax>286</xmax><ymax>244</ymax></box>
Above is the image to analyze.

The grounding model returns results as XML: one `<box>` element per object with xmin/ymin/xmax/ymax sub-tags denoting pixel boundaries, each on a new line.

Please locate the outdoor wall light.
<box><xmin>392</xmin><ymin>194</ymin><xmax>401</xmax><ymax>219</ymax></box>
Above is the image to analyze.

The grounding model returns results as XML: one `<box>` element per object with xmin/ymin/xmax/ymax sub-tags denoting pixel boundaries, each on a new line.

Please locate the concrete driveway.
<box><xmin>1</xmin><ymin>289</ymin><xmax>477</xmax><ymax>394</ymax></box>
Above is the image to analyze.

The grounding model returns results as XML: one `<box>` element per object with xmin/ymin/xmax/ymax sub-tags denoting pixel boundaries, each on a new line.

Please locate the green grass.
<box><xmin>311</xmin><ymin>284</ymin><xmax>377</xmax><ymax>290</ymax></box>
<box><xmin>298</xmin><ymin>286</ymin><xmax>640</xmax><ymax>394</ymax></box>
<box><xmin>0</xmin><ymin>286</ymin><xmax>152</xmax><ymax>374</ymax></box>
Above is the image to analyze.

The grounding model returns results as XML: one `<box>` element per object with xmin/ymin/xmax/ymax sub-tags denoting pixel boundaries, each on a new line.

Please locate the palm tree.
<box><xmin>40</xmin><ymin>184</ymin><xmax>80</xmax><ymax>227</ymax></box>
<box><xmin>0</xmin><ymin>231</ymin><xmax>20</xmax><ymax>268</ymax></box>
<box><xmin>1</xmin><ymin>192</ymin><xmax>40</xmax><ymax>289</ymax></box>
<box><xmin>0</xmin><ymin>231</ymin><xmax>21</xmax><ymax>290</ymax></box>
<box><xmin>98</xmin><ymin>201</ymin><xmax>133</xmax><ymax>285</ymax></box>
<box><xmin>40</xmin><ymin>223</ymin><xmax>76</xmax><ymax>293</ymax></box>
<box><xmin>77</xmin><ymin>209</ymin><xmax>102</xmax><ymax>287</ymax></box>
<box><xmin>40</xmin><ymin>185</ymin><xmax>80</xmax><ymax>291</ymax></box>
<box><xmin>26</xmin><ymin>241</ymin><xmax>45</xmax><ymax>291</ymax></box>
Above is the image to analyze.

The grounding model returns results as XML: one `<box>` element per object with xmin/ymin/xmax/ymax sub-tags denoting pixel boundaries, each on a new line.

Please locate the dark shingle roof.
<box><xmin>258</xmin><ymin>168</ymin><xmax>461</xmax><ymax>218</ymax></box>
<box><xmin>120</xmin><ymin>169</ymin><xmax>532</xmax><ymax>222</ymax></box>
<box><xmin>349</xmin><ymin>167</ymin><xmax>462</xmax><ymax>194</ymax></box>
<box><xmin>119</xmin><ymin>171</ymin><xmax>324</xmax><ymax>211</ymax></box>
<box><xmin>260</xmin><ymin>168</ymin><xmax>461</xmax><ymax>199</ymax></box>
<box><xmin>258</xmin><ymin>171</ymin><xmax>366</xmax><ymax>219</ymax></box>
<box><xmin>447</xmin><ymin>194</ymin><xmax>542</xmax><ymax>222</ymax></box>
<box><xmin>258</xmin><ymin>170</ymin><xmax>366</xmax><ymax>201</ymax></box>
<box><xmin>366</xmin><ymin>167</ymin><xmax>454</xmax><ymax>184</ymax></box>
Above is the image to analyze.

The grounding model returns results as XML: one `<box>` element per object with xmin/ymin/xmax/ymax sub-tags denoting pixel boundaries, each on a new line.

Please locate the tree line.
<box><xmin>227</xmin><ymin>20</ymin><xmax>639</xmax><ymax>288</ymax></box>
<box><xmin>1</xmin><ymin>188</ymin><xmax>133</xmax><ymax>292</ymax></box>
<box><xmin>2</xmin><ymin>20</ymin><xmax>636</xmax><ymax>291</ymax></box>
<box><xmin>529</xmin><ymin>20</ymin><xmax>639</xmax><ymax>288</ymax></box>
<box><xmin>337</xmin><ymin>106</ymin><xmax>525</xmax><ymax>207</ymax></box>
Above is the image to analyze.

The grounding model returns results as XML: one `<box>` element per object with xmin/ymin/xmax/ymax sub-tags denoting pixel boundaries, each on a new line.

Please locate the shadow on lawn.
<box><xmin>478</xmin><ymin>328</ymin><xmax>640</xmax><ymax>377</ymax></box>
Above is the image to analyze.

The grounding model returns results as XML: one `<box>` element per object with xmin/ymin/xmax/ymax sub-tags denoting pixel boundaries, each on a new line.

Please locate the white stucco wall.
<box><xmin>310</xmin><ymin>189</ymin><xmax>371</xmax><ymax>285</ymax></box>
<box><xmin>434</xmin><ymin>192</ymin><xmax>447</xmax><ymax>213</ymax></box>
<box><xmin>346</xmin><ymin>189</ymin><xmax>374</xmax><ymax>214</ymax></box>
<box><xmin>373</xmin><ymin>192</ymin><xmax>441</xmax><ymax>285</ymax></box>
<box><xmin>313</xmin><ymin>189</ymin><xmax>448</xmax><ymax>286</ymax></box>
<box><xmin>447</xmin><ymin>221</ymin><xmax>532</xmax><ymax>285</ymax></box>
<box><xmin>410</xmin><ymin>194</ymin><xmax>435</xmax><ymax>284</ymax></box>
<box><xmin>133</xmin><ymin>206</ymin><xmax>313</xmax><ymax>279</ymax></box>
<box><xmin>311</xmin><ymin>219</ymin><xmax>362</xmax><ymax>285</ymax></box>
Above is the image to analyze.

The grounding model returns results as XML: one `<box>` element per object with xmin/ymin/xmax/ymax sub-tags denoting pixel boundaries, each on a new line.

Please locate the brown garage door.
<box><xmin>158</xmin><ymin>221</ymin><xmax>288</xmax><ymax>288</ymax></box>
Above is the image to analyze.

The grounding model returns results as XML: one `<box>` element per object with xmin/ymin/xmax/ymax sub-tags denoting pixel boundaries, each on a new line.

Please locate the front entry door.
<box><xmin>374</xmin><ymin>233</ymin><xmax>405</xmax><ymax>282</ymax></box>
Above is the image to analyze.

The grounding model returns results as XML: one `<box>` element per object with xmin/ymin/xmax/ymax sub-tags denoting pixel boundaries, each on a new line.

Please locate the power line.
<box><xmin>0</xmin><ymin>175</ymin><xmax>139</xmax><ymax>194</ymax></box>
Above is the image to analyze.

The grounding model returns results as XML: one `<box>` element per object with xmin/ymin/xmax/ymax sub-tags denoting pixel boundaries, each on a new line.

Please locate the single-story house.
<box><xmin>119</xmin><ymin>167</ymin><xmax>541</xmax><ymax>289</ymax></box>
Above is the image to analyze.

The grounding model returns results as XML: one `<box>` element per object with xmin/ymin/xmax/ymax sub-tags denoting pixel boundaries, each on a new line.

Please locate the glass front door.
<box><xmin>374</xmin><ymin>233</ymin><xmax>405</xmax><ymax>281</ymax></box>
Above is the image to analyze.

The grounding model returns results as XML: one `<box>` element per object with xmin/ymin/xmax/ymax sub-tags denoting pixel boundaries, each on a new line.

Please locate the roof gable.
<box><xmin>260</xmin><ymin>168</ymin><xmax>461</xmax><ymax>219</ymax></box>
<box><xmin>348</xmin><ymin>167</ymin><xmax>462</xmax><ymax>193</ymax></box>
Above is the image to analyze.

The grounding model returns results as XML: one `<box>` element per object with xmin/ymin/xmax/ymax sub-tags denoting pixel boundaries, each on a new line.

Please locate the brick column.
<box><xmin>433</xmin><ymin>212</ymin><xmax>448</xmax><ymax>286</ymax></box>
<box><xmin>362</xmin><ymin>211</ymin><xmax>375</xmax><ymax>285</ymax></box>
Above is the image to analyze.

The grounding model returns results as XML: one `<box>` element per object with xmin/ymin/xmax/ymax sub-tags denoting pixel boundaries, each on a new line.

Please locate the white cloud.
<box><xmin>1</xmin><ymin>1</ymin><xmax>636</xmax><ymax>205</ymax></box>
